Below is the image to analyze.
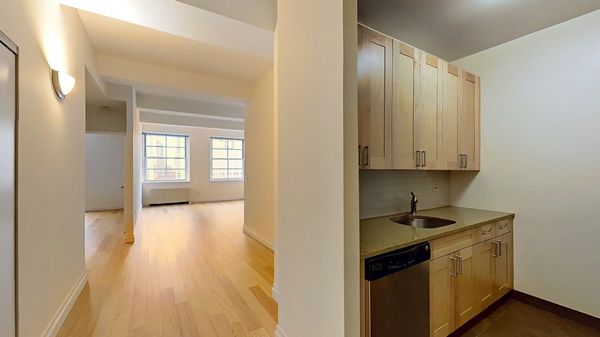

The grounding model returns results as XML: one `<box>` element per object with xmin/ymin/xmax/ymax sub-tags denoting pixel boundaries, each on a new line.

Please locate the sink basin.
<box><xmin>390</xmin><ymin>214</ymin><xmax>456</xmax><ymax>229</ymax></box>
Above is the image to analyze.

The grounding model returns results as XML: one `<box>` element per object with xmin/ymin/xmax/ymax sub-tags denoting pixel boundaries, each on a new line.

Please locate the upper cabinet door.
<box><xmin>358</xmin><ymin>25</ymin><xmax>393</xmax><ymax>169</ymax></box>
<box><xmin>416</xmin><ymin>53</ymin><xmax>444</xmax><ymax>170</ymax></box>
<box><xmin>391</xmin><ymin>41</ymin><xmax>418</xmax><ymax>169</ymax></box>
<box><xmin>459</xmin><ymin>71</ymin><xmax>480</xmax><ymax>170</ymax></box>
<box><xmin>442</xmin><ymin>63</ymin><xmax>461</xmax><ymax>170</ymax></box>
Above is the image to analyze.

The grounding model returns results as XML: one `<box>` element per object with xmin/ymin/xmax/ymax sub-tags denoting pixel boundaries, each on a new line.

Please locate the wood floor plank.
<box><xmin>56</xmin><ymin>201</ymin><xmax>276</xmax><ymax>337</ymax></box>
<box><xmin>210</xmin><ymin>313</ymin><xmax>235</xmax><ymax>337</ymax></box>
<box><xmin>248</xmin><ymin>286</ymin><xmax>278</xmax><ymax>322</ymax></box>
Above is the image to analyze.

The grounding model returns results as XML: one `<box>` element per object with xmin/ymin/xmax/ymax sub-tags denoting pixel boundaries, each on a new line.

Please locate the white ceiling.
<box><xmin>78</xmin><ymin>10</ymin><xmax>273</xmax><ymax>83</ymax></box>
<box><xmin>85</xmin><ymin>70</ymin><xmax>125</xmax><ymax>112</ymax></box>
<box><xmin>358</xmin><ymin>0</ymin><xmax>600</xmax><ymax>61</ymax></box>
<box><xmin>175</xmin><ymin>0</ymin><xmax>276</xmax><ymax>31</ymax></box>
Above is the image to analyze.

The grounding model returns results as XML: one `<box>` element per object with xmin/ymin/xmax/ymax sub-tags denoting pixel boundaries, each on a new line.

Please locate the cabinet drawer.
<box><xmin>476</xmin><ymin>224</ymin><xmax>494</xmax><ymax>242</ymax></box>
<box><xmin>495</xmin><ymin>218</ymin><xmax>512</xmax><ymax>236</ymax></box>
<box><xmin>431</xmin><ymin>229</ymin><xmax>476</xmax><ymax>259</ymax></box>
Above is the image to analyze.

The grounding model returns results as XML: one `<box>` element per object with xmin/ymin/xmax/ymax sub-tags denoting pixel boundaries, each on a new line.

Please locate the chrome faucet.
<box><xmin>410</xmin><ymin>192</ymin><xmax>418</xmax><ymax>215</ymax></box>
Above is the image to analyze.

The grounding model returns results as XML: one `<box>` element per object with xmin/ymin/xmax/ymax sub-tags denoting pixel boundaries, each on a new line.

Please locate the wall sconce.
<box><xmin>51</xmin><ymin>69</ymin><xmax>75</xmax><ymax>101</ymax></box>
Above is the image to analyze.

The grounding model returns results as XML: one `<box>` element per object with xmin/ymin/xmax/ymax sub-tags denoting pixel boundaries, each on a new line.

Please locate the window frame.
<box><xmin>209</xmin><ymin>137</ymin><xmax>245</xmax><ymax>182</ymax></box>
<box><xmin>142</xmin><ymin>132</ymin><xmax>190</xmax><ymax>183</ymax></box>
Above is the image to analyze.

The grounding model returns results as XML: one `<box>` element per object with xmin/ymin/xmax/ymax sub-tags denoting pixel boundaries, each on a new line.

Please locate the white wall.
<box><xmin>244</xmin><ymin>68</ymin><xmax>276</xmax><ymax>248</ymax></box>
<box><xmin>275</xmin><ymin>0</ymin><xmax>358</xmax><ymax>336</ymax></box>
<box><xmin>0</xmin><ymin>1</ymin><xmax>98</xmax><ymax>336</ymax></box>
<box><xmin>451</xmin><ymin>10</ymin><xmax>600</xmax><ymax>317</ymax></box>
<box><xmin>86</xmin><ymin>105</ymin><xmax>126</xmax><ymax>133</ymax></box>
<box><xmin>142</xmin><ymin>123</ymin><xmax>244</xmax><ymax>204</ymax></box>
<box><xmin>85</xmin><ymin>133</ymin><xmax>125</xmax><ymax>211</ymax></box>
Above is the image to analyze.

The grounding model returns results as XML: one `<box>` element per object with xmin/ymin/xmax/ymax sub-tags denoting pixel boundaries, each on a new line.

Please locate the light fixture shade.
<box><xmin>51</xmin><ymin>69</ymin><xmax>76</xmax><ymax>100</ymax></box>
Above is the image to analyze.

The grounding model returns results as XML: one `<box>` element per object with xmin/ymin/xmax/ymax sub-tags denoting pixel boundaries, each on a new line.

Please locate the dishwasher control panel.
<box><xmin>364</xmin><ymin>242</ymin><xmax>431</xmax><ymax>281</ymax></box>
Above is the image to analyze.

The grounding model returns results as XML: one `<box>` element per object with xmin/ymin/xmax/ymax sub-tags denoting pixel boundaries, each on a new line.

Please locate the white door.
<box><xmin>85</xmin><ymin>133</ymin><xmax>125</xmax><ymax>211</ymax></box>
<box><xmin>0</xmin><ymin>37</ymin><xmax>17</xmax><ymax>337</ymax></box>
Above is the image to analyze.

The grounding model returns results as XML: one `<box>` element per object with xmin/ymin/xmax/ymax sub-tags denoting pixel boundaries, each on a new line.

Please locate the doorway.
<box><xmin>84</xmin><ymin>70</ymin><xmax>127</xmax><ymax>213</ymax></box>
<box><xmin>0</xmin><ymin>30</ymin><xmax>18</xmax><ymax>337</ymax></box>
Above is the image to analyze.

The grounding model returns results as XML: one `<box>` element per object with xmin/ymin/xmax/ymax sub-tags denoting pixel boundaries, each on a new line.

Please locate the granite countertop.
<box><xmin>360</xmin><ymin>206</ymin><xmax>515</xmax><ymax>259</ymax></box>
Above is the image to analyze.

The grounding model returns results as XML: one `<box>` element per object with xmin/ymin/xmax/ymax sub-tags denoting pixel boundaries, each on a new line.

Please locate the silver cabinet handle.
<box><xmin>457</xmin><ymin>256</ymin><xmax>463</xmax><ymax>275</ymax></box>
<box><xmin>416</xmin><ymin>151</ymin><xmax>421</xmax><ymax>168</ymax></box>
<box><xmin>361</xmin><ymin>146</ymin><xmax>369</xmax><ymax>167</ymax></box>
<box><xmin>422</xmin><ymin>151</ymin><xmax>426</xmax><ymax>168</ymax></box>
<box><xmin>463</xmin><ymin>154</ymin><xmax>468</xmax><ymax>169</ymax></box>
<box><xmin>461</xmin><ymin>154</ymin><xmax>465</xmax><ymax>169</ymax></box>
<box><xmin>358</xmin><ymin>145</ymin><xmax>362</xmax><ymax>166</ymax></box>
<box><xmin>450</xmin><ymin>256</ymin><xmax>458</xmax><ymax>277</ymax></box>
<box><xmin>492</xmin><ymin>240</ymin><xmax>501</xmax><ymax>257</ymax></box>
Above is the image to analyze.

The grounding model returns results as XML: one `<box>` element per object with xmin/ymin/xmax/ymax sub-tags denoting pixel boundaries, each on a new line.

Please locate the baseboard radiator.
<box><xmin>147</xmin><ymin>188</ymin><xmax>191</xmax><ymax>206</ymax></box>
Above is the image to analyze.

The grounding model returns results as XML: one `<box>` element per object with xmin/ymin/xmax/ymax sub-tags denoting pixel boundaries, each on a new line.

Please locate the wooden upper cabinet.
<box><xmin>459</xmin><ymin>71</ymin><xmax>480</xmax><ymax>170</ymax></box>
<box><xmin>444</xmin><ymin>67</ymin><xmax>480</xmax><ymax>171</ymax></box>
<box><xmin>442</xmin><ymin>63</ymin><xmax>461</xmax><ymax>170</ymax></box>
<box><xmin>416</xmin><ymin>53</ymin><xmax>444</xmax><ymax>170</ymax></box>
<box><xmin>392</xmin><ymin>40</ymin><xmax>418</xmax><ymax>169</ymax></box>
<box><xmin>358</xmin><ymin>25</ymin><xmax>393</xmax><ymax>169</ymax></box>
<box><xmin>357</xmin><ymin>25</ymin><xmax>480</xmax><ymax>171</ymax></box>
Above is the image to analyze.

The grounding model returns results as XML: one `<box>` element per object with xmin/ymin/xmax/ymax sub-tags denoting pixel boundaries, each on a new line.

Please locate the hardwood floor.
<box><xmin>57</xmin><ymin>201</ymin><xmax>277</xmax><ymax>337</ymax></box>
<box><xmin>457</xmin><ymin>299</ymin><xmax>600</xmax><ymax>337</ymax></box>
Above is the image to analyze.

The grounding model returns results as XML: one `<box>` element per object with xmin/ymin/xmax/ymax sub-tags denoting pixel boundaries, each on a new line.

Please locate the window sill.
<box><xmin>143</xmin><ymin>180</ymin><xmax>190</xmax><ymax>185</ymax></box>
<box><xmin>209</xmin><ymin>179</ymin><xmax>244</xmax><ymax>183</ymax></box>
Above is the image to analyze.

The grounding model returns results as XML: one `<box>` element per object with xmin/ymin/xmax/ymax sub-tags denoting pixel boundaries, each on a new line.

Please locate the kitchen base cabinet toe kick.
<box><xmin>430</xmin><ymin>219</ymin><xmax>513</xmax><ymax>337</ymax></box>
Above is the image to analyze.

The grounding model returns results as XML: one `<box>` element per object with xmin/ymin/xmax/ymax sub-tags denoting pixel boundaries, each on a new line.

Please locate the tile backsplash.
<box><xmin>360</xmin><ymin>170</ymin><xmax>451</xmax><ymax>219</ymax></box>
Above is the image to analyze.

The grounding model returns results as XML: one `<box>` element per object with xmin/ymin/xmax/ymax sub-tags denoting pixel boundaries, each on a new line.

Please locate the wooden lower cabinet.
<box><xmin>473</xmin><ymin>240</ymin><xmax>495</xmax><ymax>311</ymax></box>
<box><xmin>454</xmin><ymin>247</ymin><xmax>476</xmax><ymax>328</ymax></box>
<box><xmin>494</xmin><ymin>232</ymin><xmax>514</xmax><ymax>299</ymax></box>
<box><xmin>430</xmin><ymin>255</ymin><xmax>455</xmax><ymax>337</ymax></box>
<box><xmin>430</xmin><ymin>223</ymin><xmax>513</xmax><ymax>337</ymax></box>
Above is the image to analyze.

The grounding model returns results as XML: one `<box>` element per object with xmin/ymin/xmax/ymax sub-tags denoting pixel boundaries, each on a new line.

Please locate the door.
<box><xmin>454</xmin><ymin>247</ymin><xmax>477</xmax><ymax>328</ymax></box>
<box><xmin>494</xmin><ymin>232</ymin><xmax>513</xmax><ymax>299</ymax></box>
<box><xmin>430</xmin><ymin>255</ymin><xmax>454</xmax><ymax>337</ymax></box>
<box><xmin>0</xmin><ymin>32</ymin><xmax>17</xmax><ymax>337</ymax></box>
<box><xmin>442</xmin><ymin>63</ymin><xmax>461</xmax><ymax>170</ymax></box>
<box><xmin>391</xmin><ymin>40</ymin><xmax>417</xmax><ymax>169</ymax></box>
<box><xmin>358</xmin><ymin>25</ymin><xmax>392</xmax><ymax>169</ymax></box>
<box><xmin>473</xmin><ymin>240</ymin><xmax>495</xmax><ymax>311</ymax></box>
<box><xmin>85</xmin><ymin>133</ymin><xmax>125</xmax><ymax>211</ymax></box>
<box><xmin>416</xmin><ymin>53</ymin><xmax>443</xmax><ymax>169</ymax></box>
<box><xmin>459</xmin><ymin>71</ymin><xmax>480</xmax><ymax>170</ymax></box>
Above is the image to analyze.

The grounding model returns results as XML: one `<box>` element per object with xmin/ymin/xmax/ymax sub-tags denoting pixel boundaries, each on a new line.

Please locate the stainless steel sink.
<box><xmin>390</xmin><ymin>214</ymin><xmax>456</xmax><ymax>229</ymax></box>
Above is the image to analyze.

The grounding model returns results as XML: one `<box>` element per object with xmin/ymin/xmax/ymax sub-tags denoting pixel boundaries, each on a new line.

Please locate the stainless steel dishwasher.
<box><xmin>364</xmin><ymin>242</ymin><xmax>431</xmax><ymax>337</ymax></box>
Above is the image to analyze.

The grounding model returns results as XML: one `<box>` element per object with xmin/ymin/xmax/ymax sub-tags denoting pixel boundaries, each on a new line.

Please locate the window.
<box><xmin>143</xmin><ymin>133</ymin><xmax>189</xmax><ymax>182</ymax></box>
<box><xmin>210</xmin><ymin>137</ymin><xmax>244</xmax><ymax>181</ymax></box>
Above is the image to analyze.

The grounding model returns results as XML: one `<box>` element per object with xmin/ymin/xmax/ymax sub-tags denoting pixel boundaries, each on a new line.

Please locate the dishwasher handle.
<box><xmin>364</xmin><ymin>242</ymin><xmax>431</xmax><ymax>281</ymax></box>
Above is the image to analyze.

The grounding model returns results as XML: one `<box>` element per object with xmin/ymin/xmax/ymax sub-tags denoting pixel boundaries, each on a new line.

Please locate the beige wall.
<box><xmin>275</xmin><ymin>0</ymin><xmax>358</xmax><ymax>336</ymax></box>
<box><xmin>142</xmin><ymin>123</ymin><xmax>245</xmax><ymax>204</ymax></box>
<box><xmin>0</xmin><ymin>1</ymin><xmax>98</xmax><ymax>336</ymax></box>
<box><xmin>452</xmin><ymin>9</ymin><xmax>600</xmax><ymax>317</ymax></box>
<box><xmin>85</xmin><ymin>105</ymin><xmax>126</xmax><ymax>133</ymax></box>
<box><xmin>360</xmin><ymin>171</ymin><xmax>451</xmax><ymax>219</ymax></box>
<box><xmin>244</xmin><ymin>68</ymin><xmax>276</xmax><ymax>248</ymax></box>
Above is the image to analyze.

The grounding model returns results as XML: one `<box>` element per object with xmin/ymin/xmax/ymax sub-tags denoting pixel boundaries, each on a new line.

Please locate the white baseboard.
<box><xmin>41</xmin><ymin>271</ymin><xmax>88</xmax><ymax>337</ymax></box>
<box><xmin>243</xmin><ymin>225</ymin><xmax>274</xmax><ymax>250</ymax></box>
<box><xmin>275</xmin><ymin>326</ymin><xmax>288</xmax><ymax>337</ymax></box>
<box><xmin>271</xmin><ymin>283</ymin><xmax>280</xmax><ymax>303</ymax></box>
